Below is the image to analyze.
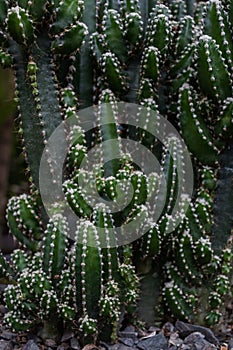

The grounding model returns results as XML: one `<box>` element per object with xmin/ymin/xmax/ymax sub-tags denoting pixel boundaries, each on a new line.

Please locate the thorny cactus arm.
<box><xmin>197</xmin><ymin>35</ymin><xmax>232</xmax><ymax>102</ymax></box>
<box><xmin>98</xmin><ymin>90</ymin><xmax>121</xmax><ymax>177</ymax></box>
<box><xmin>42</xmin><ymin>214</ymin><xmax>69</xmax><ymax>282</ymax></box>
<box><xmin>178</xmin><ymin>83</ymin><xmax>218</xmax><ymax>166</ymax></box>
<box><xmin>6</xmin><ymin>194</ymin><xmax>41</xmax><ymax>252</ymax></box>
<box><xmin>74</xmin><ymin>0</ymin><xmax>96</xmax><ymax>109</ymax></box>
<box><xmin>73</xmin><ymin>220</ymin><xmax>102</xmax><ymax>334</ymax></box>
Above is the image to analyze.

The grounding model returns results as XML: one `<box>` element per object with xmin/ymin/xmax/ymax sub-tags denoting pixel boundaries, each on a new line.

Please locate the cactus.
<box><xmin>0</xmin><ymin>0</ymin><xmax>233</xmax><ymax>342</ymax></box>
<box><xmin>3</xmin><ymin>211</ymin><xmax>138</xmax><ymax>339</ymax></box>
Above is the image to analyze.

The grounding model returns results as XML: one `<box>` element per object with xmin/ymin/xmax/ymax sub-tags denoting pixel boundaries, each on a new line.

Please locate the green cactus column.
<box><xmin>5</xmin><ymin>1</ymin><xmax>87</xmax><ymax>187</ymax></box>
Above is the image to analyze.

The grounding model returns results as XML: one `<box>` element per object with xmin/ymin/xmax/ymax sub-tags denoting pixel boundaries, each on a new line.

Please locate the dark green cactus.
<box><xmin>6</xmin><ymin>194</ymin><xmax>41</xmax><ymax>252</ymax></box>
<box><xmin>3</xmin><ymin>211</ymin><xmax>138</xmax><ymax>339</ymax></box>
<box><xmin>0</xmin><ymin>0</ymin><xmax>233</xmax><ymax>342</ymax></box>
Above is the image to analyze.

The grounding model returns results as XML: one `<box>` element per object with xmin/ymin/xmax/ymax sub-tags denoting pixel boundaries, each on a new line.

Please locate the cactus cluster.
<box><xmin>2</xmin><ymin>196</ymin><xmax>139</xmax><ymax>339</ymax></box>
<box><xmin>0</xmin><ymin>0</ymin><xmax>232</xmax><ymax>341</ymax></box>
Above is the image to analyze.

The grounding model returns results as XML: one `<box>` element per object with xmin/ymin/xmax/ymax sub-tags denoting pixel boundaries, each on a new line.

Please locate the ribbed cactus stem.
<box><xmin>197</xmin><ymin>35</ymin><xmax>232</xmax><ymax>101</ymax></box>
<box><xmin>98</xmin><ymin>89</ymin><xmax>121</xmax><ymax>177</ymax></box>
<box><xmin>74</xmin><ymin>0</ymin><xmax>97</xmax><ymax>109</ymax></box>
<box><xmin>74</xmin><ymin>220</ymin><xmax>102</xmax><ymax>334</ymax></box>
<box><xmin>203</xmin><ymin>0</ymin><xmax>233</xmax><ymax>70</ymax></box>
<box><xmin>178</xmin><ymin>83</ymin><xmax>219</xmax><ymax>165</ymax></box>
<box><xmin>6</xmin><ymin>194</ymin><xmax>40</xmax><ymax>252</ymax></box>
<box><xmin>42</xmin><ymin>214</ymin><xmax>69</xmax><ymax>281</ymax></box>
